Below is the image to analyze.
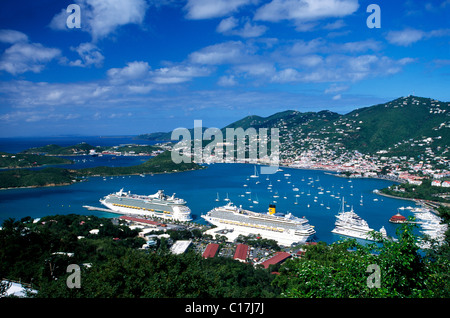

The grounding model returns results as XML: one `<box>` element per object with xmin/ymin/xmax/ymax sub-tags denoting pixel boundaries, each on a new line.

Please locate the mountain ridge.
<box><xmin>136</xmin><ymin>95</ymin><xmax>449</xmax><ymax>158</ymax></box>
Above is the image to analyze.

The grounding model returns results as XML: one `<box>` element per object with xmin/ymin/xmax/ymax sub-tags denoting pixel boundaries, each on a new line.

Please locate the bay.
<box><xmin>0</xmin><ymin>136</ymin><xmax>418</xmax><ymax>245</ymax></box>
<box><xmin>0</xmin><ymin>161</ymin><xmax>416</xmax><ymax>245</ymax></box>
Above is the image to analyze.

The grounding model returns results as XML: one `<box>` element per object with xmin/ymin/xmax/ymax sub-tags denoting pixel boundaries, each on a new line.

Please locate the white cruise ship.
<box><xmin>100</xmin><ymin>189</ymin><xmax>192</xmax><ymax>221</ymax></box>
<box><xmin>202</xmin><ymin>202</ymin><xmax>315</xmax><ymax>246</ymax></box>
<box><xmin>331</xmin><ymin>198</ymin><xmax>387</xmax><ymax>241</ymax></box>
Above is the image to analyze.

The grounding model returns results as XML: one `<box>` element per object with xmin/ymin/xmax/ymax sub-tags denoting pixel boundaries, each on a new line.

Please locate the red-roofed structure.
<box><xmin>233</xmin><ymin>244</ymin><xmax>249</xmax><ymax>262</ymax></box>
<box><xmin>389</xmin><ymin>212</ymin><xmax>407</xmax><ymax>223</ymax></box>
<box><xmin>261</xmin><ymin>252</ymin><xmax>291</xmax><ymax>269</ymax></box>
<box><xmin>202</xmin><ymin>243</ymin><xmax>219</xmax><ymax>259</ymax></box>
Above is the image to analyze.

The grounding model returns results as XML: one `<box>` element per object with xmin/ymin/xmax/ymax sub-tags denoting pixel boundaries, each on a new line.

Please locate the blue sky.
<box><xmin>0</xmin><ymin>0</ymin><xmax>449</xmax><ymax>137</ymax></box>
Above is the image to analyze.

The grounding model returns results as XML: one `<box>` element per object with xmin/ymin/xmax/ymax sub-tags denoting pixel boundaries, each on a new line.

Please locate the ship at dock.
<box><xmin>100</xmin><ymin>188</ymin><xmax>192</xmax><ymax>222</ymax></box>
<box><xmin>201</xmin><ymin>203</ymin><xmax>316</xmax><ymax>246</ymax></box>
<box><xmin>331</xmin><ymin>198</ymin><xmax>387</xmax><ymax>241</ymax></box>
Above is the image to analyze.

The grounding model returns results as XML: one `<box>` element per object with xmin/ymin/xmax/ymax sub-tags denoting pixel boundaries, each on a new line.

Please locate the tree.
<box><xmin>274</xmin><ymin>221</ymin><xmax>450</xmax><ymax>297</ymax></box>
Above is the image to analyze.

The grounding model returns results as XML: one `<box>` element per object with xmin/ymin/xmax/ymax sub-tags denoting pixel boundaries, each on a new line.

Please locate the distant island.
<box><xmin>0</xmin><ymin>150</ymin><xmax>203</xmax><ymax>190</ymax></box>
<box><xmin>21</xmin><ymin>142</ymin><xmax>163</xmax><ymax>156</ymax></box>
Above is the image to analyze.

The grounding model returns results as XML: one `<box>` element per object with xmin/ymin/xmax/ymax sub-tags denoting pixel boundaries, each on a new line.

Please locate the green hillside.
<box><xmin>0</xmin><ymin>152</ymin><xmax>72</xmax><ymax>169</ymax></box>
<box><xmin>337</xmin><ymin>96</ymin><xmax>449</xmax><ymax>154</ymax></box>
<box><xmin>136</xmin><ymin>95</ymin><xmax>449</xmax><ymax>159</ymax></box>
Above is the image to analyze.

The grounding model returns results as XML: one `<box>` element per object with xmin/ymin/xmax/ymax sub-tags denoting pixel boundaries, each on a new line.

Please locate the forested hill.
<box><xmin>136</xmin><ymin>95</ymin><xmax>449</xmax><ymax>157</ymax></box>
<box><xmin>336</xmin><ymin>96</ymin><xmax>449</xmax><ymax>154</ymax></box>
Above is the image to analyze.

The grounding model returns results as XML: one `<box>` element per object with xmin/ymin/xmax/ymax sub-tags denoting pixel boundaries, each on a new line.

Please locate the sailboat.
<box><xmin>250</xmin><ymin>166</ymin><xmax>259</xmax><ymax>178</ymax></box>
<box><xmin>294</xmin><ymin>197</ymin><xmax>298</xmax><ymax>205</ymax></box>
<box><xmin>215</xmin><ymin>192</ymin><xmax>220</xmax><ymax>202</ymax></box>
<box><xmin>253</xmin><ymin>194</ymin><xmax>259</xmax><ymax>204</ymax></box>
<box><xmin>224</xmin><ymin>193</ymin><xmax>230</xmax><ymax>201</ymax></box>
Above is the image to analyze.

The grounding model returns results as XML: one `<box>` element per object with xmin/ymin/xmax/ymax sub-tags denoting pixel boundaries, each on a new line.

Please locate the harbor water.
<box><xmin>0</xmin><ymin>141</ymin><xmax>420</xmax><ymax>244</ymax></box>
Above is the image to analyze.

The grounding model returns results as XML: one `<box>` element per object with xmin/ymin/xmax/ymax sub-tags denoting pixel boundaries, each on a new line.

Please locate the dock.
<box><xmin>82</xmin><ymin>205</ymin><xmax>118</xmax><ymax>213</ymax></box>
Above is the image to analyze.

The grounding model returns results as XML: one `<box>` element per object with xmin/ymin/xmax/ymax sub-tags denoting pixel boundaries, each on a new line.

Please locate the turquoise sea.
<box><xmin>0</xmin><ymin>137</ymin><xmax>419</xmax><ymax>244</ymax></box>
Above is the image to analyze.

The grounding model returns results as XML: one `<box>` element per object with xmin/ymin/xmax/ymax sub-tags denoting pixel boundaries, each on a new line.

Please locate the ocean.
<box><xmin>0</xmin><ymin>137</ymin><xmax>419</xmax><ymax>244</ymax></box>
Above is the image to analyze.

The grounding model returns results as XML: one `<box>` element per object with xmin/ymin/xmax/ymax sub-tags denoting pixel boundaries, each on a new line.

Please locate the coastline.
<box><xmin>0</xmin><ymin>182</ymin><xmax>73</xmax><ymax>191</ymax></box>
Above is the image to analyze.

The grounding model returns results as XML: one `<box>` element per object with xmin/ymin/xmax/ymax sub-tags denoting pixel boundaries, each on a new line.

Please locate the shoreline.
<box><xmin>0</xmin><ymin>182</ymin><xmax>73</xmax><ymax>191</ymax></box>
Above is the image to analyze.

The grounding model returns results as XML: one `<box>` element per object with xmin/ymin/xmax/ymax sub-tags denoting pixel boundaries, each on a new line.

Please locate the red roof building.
<box><xmin>389</xmin><ymin>212</ymin><xmax>407</xmax><ymax>223</ymax></box>
<box><xmin>202</xmin><ymin>243</ymin><xmax>219</xmax><ymax>259</ymax></box>
<box><xmin>233</xmin><ymin>244</ymin><xmax>249</xmax><ymax>262</ymax></box>
<box><xmin>261</xmin><ymin>252</ymin><xmax>291</xmax><ymax>269</ymax></box>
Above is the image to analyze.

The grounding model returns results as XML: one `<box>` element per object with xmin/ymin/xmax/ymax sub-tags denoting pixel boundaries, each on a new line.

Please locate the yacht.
<box><xmin>331</xmin><ymin>198</ymin><xmax>386</xmax><ymax>241</ymax></box>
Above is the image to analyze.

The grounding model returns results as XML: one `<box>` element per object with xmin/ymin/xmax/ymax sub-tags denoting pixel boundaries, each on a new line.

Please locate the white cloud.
<box><xmin>0</xmin><ymin>41</ymin><xmax>61</xmax><ymax>75</ymax></box>
<box><xmin>107</xmin><ymin>60</ymin><xmax>212</xmax><ymax>86</ymax></box>
<box><xmin>332</xmin><ymin>94</ymin><xmax>341</xmax><ymax>100</ymax></box>
<box><xmin>217</xmin><ymin>17</ymin><xmax>239</xmax><ymax>33</ymax></box>
<box><xmin>386</xmin><ymin>28</ymin><xmax>425</xmax><ymax>46</ymax></box>
<box><xmin>184</xmin><ymin>0</ymin><xmax>256</xmax><ymax>20</ymax></box>
<box><xmin>254</xmin><ymin>0</ymin><xmax>359</xmax><ymax>23</ymax></box>
<box><xmin>235</xmin><ymin>62</ymin><xmax>276</xmax><ymax>77</ymax></box>
<box><xmin>189</xmin><ymin>41</ymin><xmax>251</xmax><ymax>65</ymax></box>
<box><xmin>324</xmin><ymin>84</ymin><xmax>349</xmax><ymax>94</ymax></box>
<box><xmin>386</xmin><ymin>28</ymin><xmax>450</xmax><ymax>46</ymax></box>
<box><xmin>271</xmin><ymin>68</ymin><xmax>302</xmax><ymax>83</ymax></box>
<box><xmin>107</xmin><ymin>61</ymin><xmax>151</xmax><ymax>83</ymax></box>
<box><xmin>69</xmin><ymin>42</ymin><xmax>104</xmax><ymax>67</ymax></box>
<box><xmin>50</xmin><ymin>0</ymin><xmax>148</xmax><ymax>41</ymax></box>
<box><xmin>217</xmin><ymin>75</ymin><xmax>238</xmax><ymax>86</ymax></box>
<box><xmin>151</xmin><ymin>65</ymin><xmax>212</xmax><ymax>84</ymax></box>
<box><xmin>270</xmin><ymin>54</ymin><xmax>415</xmax><ymax>84</ymax></box>
<box><xmin>217</xmin><ymin>17</ymin><xmax>267</xmax><ymax>38</ymax></box>
<box><xmin>0</xmin><ymin>29</ymin><xmax>28</xmax><ymax>44</ymax></box>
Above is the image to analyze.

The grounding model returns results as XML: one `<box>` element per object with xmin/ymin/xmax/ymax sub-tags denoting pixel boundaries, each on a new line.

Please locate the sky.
<box><xmin>0</xmin><ymin>0</ymin><xmax>449</xmax><ymax>137</ymax></box>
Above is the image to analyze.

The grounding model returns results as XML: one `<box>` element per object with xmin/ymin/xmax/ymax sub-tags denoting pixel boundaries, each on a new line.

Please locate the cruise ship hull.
<box><xmin>331</xmin><ymin>227</ymin><xmax>376</xmax><ymax>241</ymax></box>
<box><xmin>100</xmin><ymin>189</ymin><xmax>192</xmax><ymax>222</ymax></box>
<box><xmin>202</xmin><ymin>203</ymin><xmax>315</xmax><ymax>246</ymax></box>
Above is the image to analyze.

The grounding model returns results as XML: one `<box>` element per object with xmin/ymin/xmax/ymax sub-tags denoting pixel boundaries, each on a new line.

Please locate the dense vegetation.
<box><xmin>0</xmin><ymin>152</ymin><xmax>72</xmax><ymax>169</ymax></box>
<box><xmin>0</xmin><ymin>151</ymin><xmax>202</xmax><ymax>189</ymax></box>
<box><xmin>0</xmin><ymin>168</ymin><xmax>75</xmax><ymax>189</ymax></box>
<box><xmin>0</xmin><ymin>214</ymin><xmax>278</xmax><ymax>298</ymax></box>
<box><xmin>273</xmin><ymin>221</ymin><xmax>450</xmax><ymax>297</ymax></box>
<box><xmin>1</xmin><ymin>207</ymin><xmax>449</xmax><ymax>298</ymax></box>
<box><xmin>381</xmin><ymin>179</ymin><xmax>450</xmax><ymax>203</ymax></box>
